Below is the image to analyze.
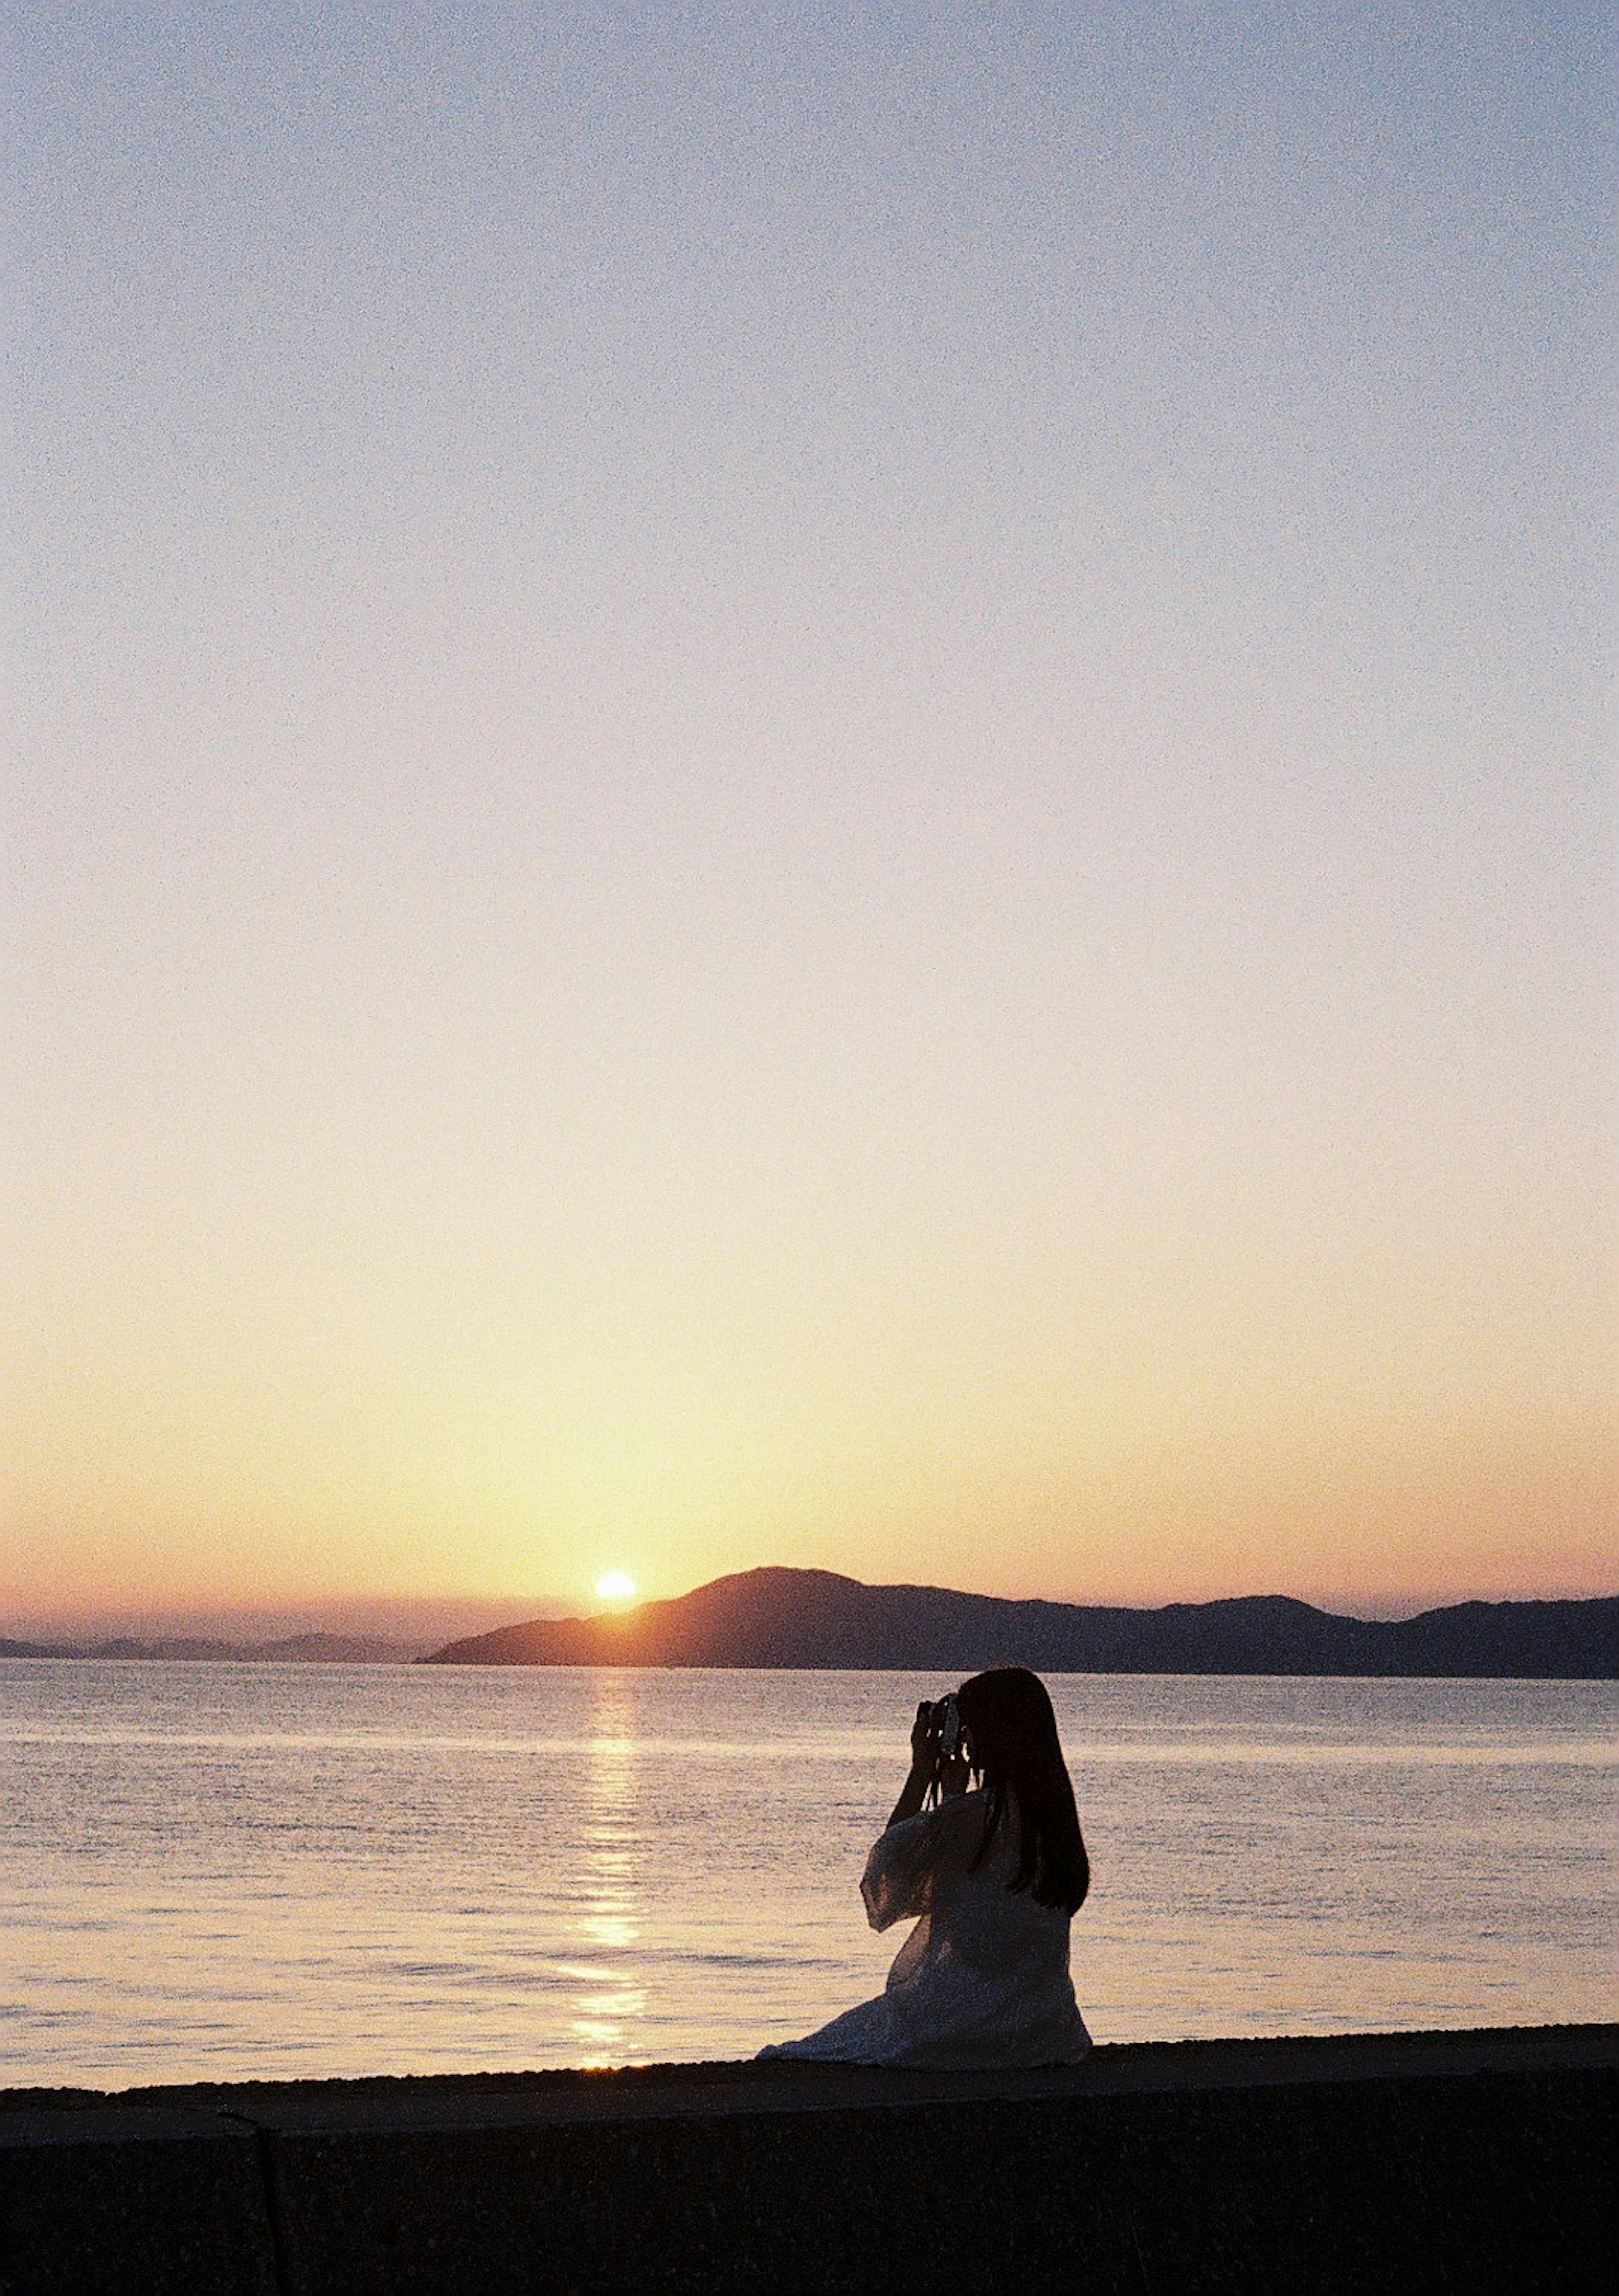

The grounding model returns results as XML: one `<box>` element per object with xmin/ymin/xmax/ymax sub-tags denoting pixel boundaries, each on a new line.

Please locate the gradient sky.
<box><xmin>6</xmin><ymin>1</ymin><xmax>1615</xmax><ymax>1625</ymax></box>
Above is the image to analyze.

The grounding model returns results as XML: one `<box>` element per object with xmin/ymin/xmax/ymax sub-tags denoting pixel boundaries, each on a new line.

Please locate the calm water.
<box><xmin>2</xmin><ymin>1661</ymin><xmax>1614</xmax><ymax>2089</ymax></box>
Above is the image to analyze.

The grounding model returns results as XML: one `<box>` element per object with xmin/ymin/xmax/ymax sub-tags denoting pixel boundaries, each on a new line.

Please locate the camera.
<box><xmin>917</xmin><ymin>1693</ymin><xmax>964</xmax><ymax>1765</ymax></box>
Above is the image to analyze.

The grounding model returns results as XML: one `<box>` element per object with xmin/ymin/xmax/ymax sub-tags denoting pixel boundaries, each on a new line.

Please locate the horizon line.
<box><xmin>8</xmin><ymin>1568</ymin><xmax>1617</xmax><ymax>1645</ymax></box>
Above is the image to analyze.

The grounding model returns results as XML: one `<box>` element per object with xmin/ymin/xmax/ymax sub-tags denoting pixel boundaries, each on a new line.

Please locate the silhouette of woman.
<box><xmin>760</xmin><ymin>1666</ymin><xmax>1092</xmax><ymax>2067</ymax></box>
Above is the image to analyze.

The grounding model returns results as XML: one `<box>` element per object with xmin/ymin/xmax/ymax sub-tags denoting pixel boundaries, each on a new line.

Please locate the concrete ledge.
<box><xmin>0</xmin><ymin>2107</ymin><xmax>277</xmax><ymax>2296</ymax></box>
<box><xmin>3</xmin><ymin>2027</ymin><xmax>1614</xmax><ymax>2293</ymax></box>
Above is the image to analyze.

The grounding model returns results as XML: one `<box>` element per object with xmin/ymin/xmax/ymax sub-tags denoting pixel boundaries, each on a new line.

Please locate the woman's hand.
<box><xmin>936</xmin><ymin>1746</ymin><xmax>971</xmax><ymax>1800</ymax></box>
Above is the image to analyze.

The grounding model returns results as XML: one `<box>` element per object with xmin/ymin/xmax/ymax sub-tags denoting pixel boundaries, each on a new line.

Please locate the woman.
<box><xmin>760</xmin><ymin>1666</ymin><xmax>1092</xmax><ymax>2068</ymax></box>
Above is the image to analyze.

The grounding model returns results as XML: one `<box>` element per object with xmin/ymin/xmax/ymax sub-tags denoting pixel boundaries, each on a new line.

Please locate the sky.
<box><xmin>5</xmin><ymin>0</ymin><xmax>1615</xmax><ymax>1628</ymax></box>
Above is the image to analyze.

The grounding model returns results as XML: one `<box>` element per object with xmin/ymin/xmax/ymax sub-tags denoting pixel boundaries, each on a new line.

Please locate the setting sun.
<box><xmin>594</xmin><ymin>1571</ymin><xmax>637</xmax><ymax>1606</ymax></box>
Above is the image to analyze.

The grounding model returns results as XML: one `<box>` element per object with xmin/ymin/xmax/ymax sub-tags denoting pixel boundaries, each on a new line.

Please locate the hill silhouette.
<box><xmin>423</xmin><ymin>1568</ymin><xmax>1618</xmax><ymax>1677</ymax></box>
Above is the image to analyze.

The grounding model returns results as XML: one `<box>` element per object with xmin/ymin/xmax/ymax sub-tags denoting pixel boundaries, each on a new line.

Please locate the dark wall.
<box><xmin>2</xmin><ymin>2028</ymin><xmax>1613</xmax><ymax>2294</ymax></box>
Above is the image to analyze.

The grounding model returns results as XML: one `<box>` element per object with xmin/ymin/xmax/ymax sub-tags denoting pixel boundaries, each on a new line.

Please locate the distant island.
<box><xmin>423</xmin><ymin>1567</ymin><xmax>1619</xmax><ymax>1679</ymax></box>
<box><xmin>0</xmin><ymin>1632</ymin><xmax>411</xmax><ymax>1663</ymax></box>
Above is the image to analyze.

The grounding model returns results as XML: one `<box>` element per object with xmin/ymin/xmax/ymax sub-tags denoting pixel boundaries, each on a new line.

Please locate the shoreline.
<box><xmin>3</xmin><ymin>2024</ymin><xmax>1613</xmax><ymax>2291</ymax></box>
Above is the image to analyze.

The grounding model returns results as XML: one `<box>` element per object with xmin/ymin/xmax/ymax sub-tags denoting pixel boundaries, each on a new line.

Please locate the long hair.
<box><xmin>956</xmin><ymin>1667</ymin><xmax>1089</xmax><ymax>1915</ymax></box>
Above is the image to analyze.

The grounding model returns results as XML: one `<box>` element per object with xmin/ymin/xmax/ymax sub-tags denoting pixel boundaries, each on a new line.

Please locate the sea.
<box><xmin>3</xmin><ymin>1661</ymin><xmax>1614</xmax><ymax>2091</ymax></box>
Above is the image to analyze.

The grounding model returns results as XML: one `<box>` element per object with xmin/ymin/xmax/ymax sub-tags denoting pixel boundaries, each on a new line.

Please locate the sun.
<box><xmin>594</xmin><ymin>1569</ymin><xmax>637</xmax><ymax>1605</ymax></box>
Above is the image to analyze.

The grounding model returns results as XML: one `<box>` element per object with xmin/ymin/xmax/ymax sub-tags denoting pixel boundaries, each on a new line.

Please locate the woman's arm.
<box><xmin>886</xmin><ymin>1704</ymin><xmax>973</xmax><ymax>1828</ymax></box>
<box><xmin>887</xmin><ymin>1760</ymin><xmax>932</xmax><ymax>1829</ymax></box>
<box><xmin>863</xmin><ymin>1777</ymin><xmax>987</xmax><ymax>1931</ymax></box>
<box><xmin>887</xmin><ymin>1707</ymin><xmax>938</xmax><ymax>1828</ymax></box>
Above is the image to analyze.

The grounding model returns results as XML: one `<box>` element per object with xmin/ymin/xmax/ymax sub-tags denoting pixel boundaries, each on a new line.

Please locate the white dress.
<box><xmin>760</xmin><ymin>1787</ymin><xmax>1092</xmax><ymax>2070</ymax></box>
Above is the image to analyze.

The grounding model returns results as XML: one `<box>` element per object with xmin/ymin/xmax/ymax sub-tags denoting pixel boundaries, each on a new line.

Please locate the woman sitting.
<box><xmin>760</xmin><ymin>1666</ymin><xmax>1092</xmax><ymax>2069</ymax></box>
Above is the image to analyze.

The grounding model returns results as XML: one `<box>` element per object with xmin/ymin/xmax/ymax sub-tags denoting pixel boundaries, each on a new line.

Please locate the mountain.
<box><xmin>422</xmin><ymin>1567</ymin><xmax>1619</xmax><ymax>1678</ymax></box>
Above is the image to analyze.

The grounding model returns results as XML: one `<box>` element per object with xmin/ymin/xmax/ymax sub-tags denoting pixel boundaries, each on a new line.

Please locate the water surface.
<box><xmin>3</xmin><ymin>1661</ymin><xmax>1612</xmax><ymax>2088</ymax></box>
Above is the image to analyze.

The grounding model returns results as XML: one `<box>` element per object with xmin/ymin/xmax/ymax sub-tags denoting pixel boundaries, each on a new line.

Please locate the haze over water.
<box><xmin>4</xmin><ymin>1661</ymin><xmax>1613</xmax><ymax>2091</ymax></box>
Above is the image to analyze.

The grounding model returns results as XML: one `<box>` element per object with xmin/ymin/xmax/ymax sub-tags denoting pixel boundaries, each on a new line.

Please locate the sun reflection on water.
<box><xmin>564</xmin><ymin>1674</ymin><xmax>647</xmax><ymax>2063</ymax></box>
